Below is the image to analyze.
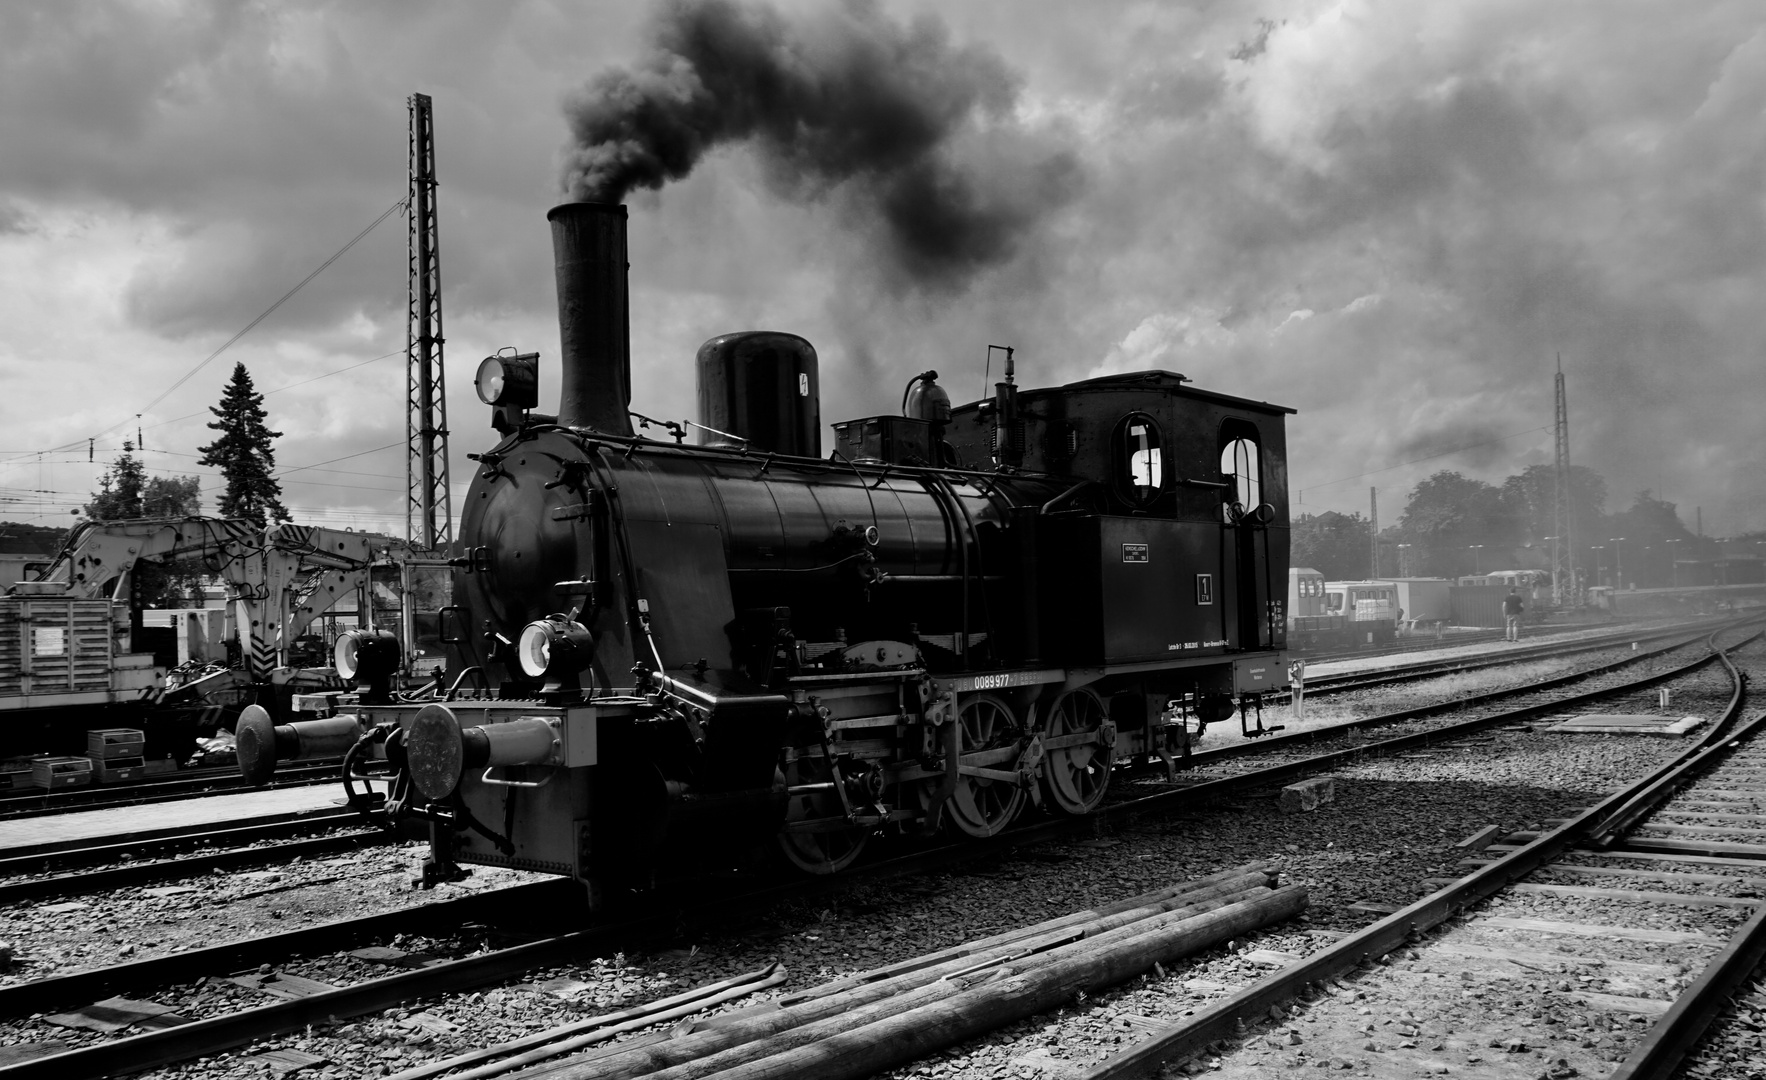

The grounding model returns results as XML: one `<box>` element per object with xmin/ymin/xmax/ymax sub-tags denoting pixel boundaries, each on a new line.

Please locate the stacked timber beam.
<box><xmin>486</xmin><ymin>863</ymin><xmax>1303</xmax><ymax>1080</ymax></box>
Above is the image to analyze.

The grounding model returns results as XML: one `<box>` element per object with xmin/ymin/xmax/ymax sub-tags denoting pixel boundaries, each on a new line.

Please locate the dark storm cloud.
<box><xmin>560</xmin><ymin>0</ymin><xmax>1082</xmax><ymax>288</ymax></box>
<box><xmin>847</xmin><ymin>2</ymin><xmax>1766</xmax><ymax>531</ymax></box>
<box><xmin>4</xmin><ymin>1</ymin><xmax>1765</xmax><ymax>536</ymax></box>
<box><xmin>0</xmin><ymin>2</ymin><xmax>615</xmax><ymax>342</ymax></box>
<box><xmin>1392</xmin><ymin>421</ymin><xmax>1534</xmax><ymax>472</ymax></box>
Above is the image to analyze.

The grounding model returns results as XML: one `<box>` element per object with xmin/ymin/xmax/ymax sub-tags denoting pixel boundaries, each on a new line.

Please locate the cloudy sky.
<box><xmin>2</xmin><ymin>0</ymin><xmax>1762</xmax><ymax>541</ymax></box>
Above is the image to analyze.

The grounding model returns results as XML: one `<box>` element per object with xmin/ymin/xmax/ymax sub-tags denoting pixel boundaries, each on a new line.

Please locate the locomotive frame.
<box><xmin>238</xmin><ymin>202</ymin><xmax>1295</xmax><ymax>906</ymax></box>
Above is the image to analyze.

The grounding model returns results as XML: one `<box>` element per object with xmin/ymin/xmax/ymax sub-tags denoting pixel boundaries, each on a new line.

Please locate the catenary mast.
<box><xmin>1369</xmin><ymin>486</ymin><xmax>1379</xmax><ymax>579</ymax></box>
<box><xmin>406</xmin><ymin>92</ymin><xmax>452</xmax><ymax>551</ymax></box>
<box><xmin>1551</xmin><ymin>355</ymin><xmax>1574</xmax><ymax>606</ymax></box>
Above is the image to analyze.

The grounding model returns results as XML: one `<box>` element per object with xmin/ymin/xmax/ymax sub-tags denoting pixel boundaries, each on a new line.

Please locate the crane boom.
<box><xmin>7</xmin><ymin>516</ymin><xmax>385</xmax><ymax>679</ymax></box>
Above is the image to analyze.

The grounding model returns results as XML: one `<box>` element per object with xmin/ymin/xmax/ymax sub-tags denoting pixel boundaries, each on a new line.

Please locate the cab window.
<box><xmin>1114</xmin><ymin>414</ymin><xmax>1163</xmax><ymax>506</ymax></box>
<box><xmin>1221</xmin><ymin>436</ymin><xmax>1260</xmax><ymax>511</ymax></box>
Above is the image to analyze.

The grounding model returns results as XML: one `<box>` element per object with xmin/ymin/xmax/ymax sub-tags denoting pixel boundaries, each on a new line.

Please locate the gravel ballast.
<box><xmin>0</xmin><ymin>628</ymin><xmax>1756</xmax><ymax>1079</ymax></box>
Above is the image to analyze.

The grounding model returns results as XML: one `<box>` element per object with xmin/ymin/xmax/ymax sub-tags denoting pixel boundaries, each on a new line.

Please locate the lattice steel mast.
<box><xmin>406</xmin><ymin>92</ymin><xmax>451</xmax><ymax>550</ymax></box>
<box><xmin>1551</xmin><ymin>354</ymin><xmax>1575</xmax><ymax>605</ymax></box>
<box><xmin>1369</xmin><ymin>486</ymin><xmax>1379</xmax><ymax>578</ymax></box>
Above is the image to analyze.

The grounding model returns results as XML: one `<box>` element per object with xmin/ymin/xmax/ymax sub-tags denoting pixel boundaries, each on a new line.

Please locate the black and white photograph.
<box><xmin>1</xmin><ymin>3</ymin><xmax>1764</xmax><ymax>1078</ymax></box>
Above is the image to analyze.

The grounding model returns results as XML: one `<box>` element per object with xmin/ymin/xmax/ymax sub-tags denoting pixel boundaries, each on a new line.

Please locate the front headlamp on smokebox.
<box><xmin>517</xmin><ymin>615</ymin><xmax>595</xmax><ymax>695</ymax></box>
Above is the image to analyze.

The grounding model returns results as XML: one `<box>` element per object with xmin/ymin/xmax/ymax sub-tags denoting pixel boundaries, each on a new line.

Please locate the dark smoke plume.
<box><xmin>560</xmin><ymin>0</ymin><xmax>1081</xmax><ymax>285</ymax></box>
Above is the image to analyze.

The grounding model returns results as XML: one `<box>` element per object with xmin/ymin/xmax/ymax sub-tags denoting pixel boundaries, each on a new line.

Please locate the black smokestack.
<box><xmin>548</xmin><ymin>202</ymin><xmax>633</xmax><ymax>435</ymax></box>
<box><xmin>559</xmin><ymin>0</ymin><xmax>1080</xmax><ymax>288</ymax></box>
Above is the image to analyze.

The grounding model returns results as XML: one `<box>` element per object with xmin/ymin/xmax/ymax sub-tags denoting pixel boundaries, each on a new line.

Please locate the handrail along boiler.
<box><xmin>238</xmin><ymin>202</ymin><xmax>1295</xmax><ymax>903</ymax></box>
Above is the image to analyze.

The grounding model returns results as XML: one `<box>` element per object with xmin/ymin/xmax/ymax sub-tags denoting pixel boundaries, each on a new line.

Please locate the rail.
<box><xmin>1082</xmin><ymin>625</ymin><xmax>1758</xmax><ymax>1079</ymax></box>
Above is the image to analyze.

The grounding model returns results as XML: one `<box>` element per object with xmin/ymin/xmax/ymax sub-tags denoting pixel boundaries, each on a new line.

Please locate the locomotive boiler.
<box><xmin>237</xmin><ymin>202</ymin><xmax>1294</xmax><ymax>905</ymax></box>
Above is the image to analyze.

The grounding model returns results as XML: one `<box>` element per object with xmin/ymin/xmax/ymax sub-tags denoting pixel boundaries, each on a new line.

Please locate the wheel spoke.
<box><xmin>1042</xmin><ymin>689</ymin><xmax>1114</xmax><ymax>816</ymax></box>
<box><xmin>777</xmin><ymin>753</ymin><xmax>868</xmax><ymax>874</ymax></box>
<box><xmin>947</xmin><ymin>694</ymin><xmax>1027</xmax><ymax>838</ymax></box>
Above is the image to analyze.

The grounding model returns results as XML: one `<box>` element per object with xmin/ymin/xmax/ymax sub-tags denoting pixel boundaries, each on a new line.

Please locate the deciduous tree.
<box><xmin>144</xmin><ymin>475</ymin><xmax>202</xmax><ymax>518</ymax></box>
<box><xmin>1609</xmin><ymin>490</ymin><xmax>1696</xmax><ymax>587</ymax></box>
<box><xmin>1291</xmin><ymin>511</ymin><xmax>1374</xmax><ymax>581</ymax></box>
<box><xmin>1398</xmin><ymin>470</ymin><xmax>1515</xmax><ymax>575</ymax></box>
<box><xmin>1499</xmin><ymin>464</ymin><xmax>1607</xmax><ymax>548</ymax></box>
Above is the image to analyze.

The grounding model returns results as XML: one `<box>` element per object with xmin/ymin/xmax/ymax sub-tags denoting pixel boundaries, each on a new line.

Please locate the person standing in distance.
<box><xmin>1503</xmin><ymin>588</ymin><xmax>1525</xmax><ymax>642</ymax></box>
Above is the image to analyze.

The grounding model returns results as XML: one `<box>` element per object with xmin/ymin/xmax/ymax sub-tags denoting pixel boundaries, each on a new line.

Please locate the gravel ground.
<box><xmin>1681</xmin><ymin>971</ymin><xmax>1766</xmax><ymax>1078</ymax></box>
<box><xmin>0</xmin><ymin>842</ymin><xmax>544</xmax><ymax>989</ymax></box>
<box><xmin>0</xmin><ymin>628</ymin><xmax>1753</xmax><ymax>1079</ymax></box>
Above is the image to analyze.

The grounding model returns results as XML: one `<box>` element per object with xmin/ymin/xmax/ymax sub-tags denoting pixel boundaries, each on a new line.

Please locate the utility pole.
<box><xmin>1369</xmin><ymin>486</ymin><xmax>1379</xmax><ymax>579</ymax></box>
<box><xmin>406</xmin><ymin>92</ymin><xmax>452</xmax><ymax>551</ymax></box>
<box><xmin>1551</xmin><ymin>354</ymin><xmax>1575</xmax><ymax>606</ymax></box>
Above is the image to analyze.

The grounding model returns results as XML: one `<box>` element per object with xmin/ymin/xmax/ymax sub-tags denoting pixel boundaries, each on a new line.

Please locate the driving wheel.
<box><xmin>777</xmin><ymin>748</ymin><xmax>869</xmax><ymax>874</ymax></box>
<box><xmin>947</xmin><ymin>694</ymin><xmax>1028</xmax><ymax>838</ymax></box>
<box><xmin>1041</xmin><ymin>688</ymin><xmax>1114</xmax><ymax>815</ymax></box>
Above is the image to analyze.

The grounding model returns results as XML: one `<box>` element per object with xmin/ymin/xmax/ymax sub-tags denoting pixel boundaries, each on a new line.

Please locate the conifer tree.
<box><xmin>84</xmin><ymin>441</ymin><xmax>147</xmax><ymax>520</ymax></box>
<box><xmin>197</xmin><ymin>362</ymin><xmax>289</xmax><ymax>527</ymax></box>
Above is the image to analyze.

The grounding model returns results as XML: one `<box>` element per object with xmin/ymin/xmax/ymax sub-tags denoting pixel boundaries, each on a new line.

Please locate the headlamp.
<box><xmin>516</xmin><ymin>616</ymin><xmax>595</xmax><ymax>695</ymax></box>
<box><xmin>334</xmin><ymin>628</ymin><xmax>401</xmax><ymax>682</ymax></box>
<box><xmin>475</xmin><ymin>351</ymin><xmax>540</xmax><ymax>408</ymax></box>
<box><xmin>516</xmin><ymin>621</ymin><xmax>556</xmax><ymax>679</ymax></box>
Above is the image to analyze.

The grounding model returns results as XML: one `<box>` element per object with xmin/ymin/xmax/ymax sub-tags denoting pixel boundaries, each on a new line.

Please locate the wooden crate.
<box><xmin>90</xmin><ymin>756</ymin><xmax>146</xmax><ymax>783</ymax></box>
<box><xmin>30</xmin><ymin>756</ymin><xmax>93</xmax><ymax>789</ymax></box>
<box><xmin>86</xmin><ymin>729</ymin><xmax>146</xmax><ymax>760</ymax></box>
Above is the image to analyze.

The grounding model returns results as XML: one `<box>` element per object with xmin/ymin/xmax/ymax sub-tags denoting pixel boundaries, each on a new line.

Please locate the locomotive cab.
<box><xmin>941</xmin><ymin>370</ymin><xmax>1292</xmax><ymax>672</ymax></box>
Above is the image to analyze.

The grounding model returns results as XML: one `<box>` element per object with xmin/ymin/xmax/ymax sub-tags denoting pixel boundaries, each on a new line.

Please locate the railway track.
<box><xmin>1149</xmin><ymin>617</ymin><xmax>1751</xmax><ymax>787</ymax></box>
<box><xmin>1079</xmin><ymin>624</ymin><xmax>1764</xmax><ymax>1080</ymax></box>
<box><xmin>1</xmin><ymin>626</ymin><xmax>1748</xmax><ymax>1077</ymax></box>
<box><xmin>1297</xmin><ymin>615</ymin><xmax>1688</xmax><ymax>664</ymax></box>
<box><xmin>2</xmin><ymin>618</ymin><xmax>1709</xmax><ymax>904</ymax></box>
<box><xmin>0</xmin><ymin>826</ymin><xmax>390</xmax><ymax>906</ymax></box>
<box><xmin>0</xmin><ymin>799</ymin><xmax>371</xmax><ymax>880</ymax></box>
<box><xmin>0</xmin><ymin>761</ymin><xmax>337</xmax><ymax>819</ymax></box>
<box><xmin>1293</xmin><ymin>617</ymin><xmax>1727</xmax><ymax>698</ymax></box>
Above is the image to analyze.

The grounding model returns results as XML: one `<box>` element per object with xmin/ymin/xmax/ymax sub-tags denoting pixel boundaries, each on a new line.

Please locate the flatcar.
<box><xmin>237</xmin><ymin>202</ymin><xmax>1295</xmax><ymax>906</ymax></box>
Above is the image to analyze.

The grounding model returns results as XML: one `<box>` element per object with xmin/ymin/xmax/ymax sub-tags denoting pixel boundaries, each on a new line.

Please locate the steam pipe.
<box><xmin>548</xmin><ymin>202</ymin><xmax>634</xmax><ymax>435</ymax></box>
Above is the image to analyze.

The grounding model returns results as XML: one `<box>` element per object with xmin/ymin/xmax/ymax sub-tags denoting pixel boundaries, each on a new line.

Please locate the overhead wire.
<box><xmin>0</xmin><ymin>195</ymin><xmax>408</xmax><ymax>467</ymax></box>
<box><xmin>135</xmin><ymin>348</ymin><xmax>406</xmax><ymax>435</ymax></box>
<box><xmin>116</xmin><ymin>196</ymin><xmax>409</xmax><ymax>429</ymax></box>
<box><xmin>275</xmin><ymin>441</ymin><xmax>403</xmax><ymax>478</ymax></box>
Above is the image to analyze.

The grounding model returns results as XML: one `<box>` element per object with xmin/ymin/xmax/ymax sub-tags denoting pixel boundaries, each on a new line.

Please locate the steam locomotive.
<box><xmin>237</xmin><ymin>203</ymin><xmax>1294</xmax><ymax>905</ymax></box>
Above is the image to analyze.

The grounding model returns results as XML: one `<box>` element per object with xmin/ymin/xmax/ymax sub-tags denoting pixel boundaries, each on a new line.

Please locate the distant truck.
<box><xmin>1286</xmin><ymin>568</ymin><xmax>1399</xmax><ymax>651</ymax></box>
<box><xmin>1385</xmin><ymin>577</ymin><xmax>1452</xmax><ymax>630</ymax></box>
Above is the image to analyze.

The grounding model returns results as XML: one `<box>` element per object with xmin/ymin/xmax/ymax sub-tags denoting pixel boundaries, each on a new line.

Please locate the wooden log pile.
<box><xmin>510</xmin><ymin>862</ymin><xmax>1305</xmax><ymax>1080</ymax></box>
